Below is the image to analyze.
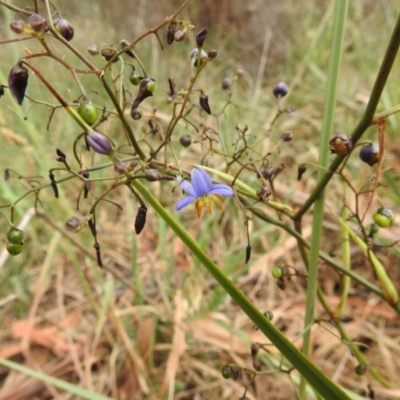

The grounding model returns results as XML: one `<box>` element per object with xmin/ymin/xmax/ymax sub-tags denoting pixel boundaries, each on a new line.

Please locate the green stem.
<box><xmin>300</xmin><ymin>2</ymin><xmax>348</xmax><ymax>398</ymax></box>
<box><xmin>130</xmin><ymin>179</ymin><xmax>351</xmax><ymax>400</ymax></box>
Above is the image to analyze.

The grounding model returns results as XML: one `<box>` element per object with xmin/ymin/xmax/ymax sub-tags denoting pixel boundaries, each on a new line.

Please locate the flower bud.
<box><xmin>54</xmin><ymin>18</ymin><xmax>74</xmax><ymax>41</ymax></box>
<box><xmin>174</xmin><ymin>30</ymin><xmax>185</xmax><ymax>42</ymax></box>
<box><xmin>190</xmin><ymin>48</ymin><xmax>208</xmax><ymax>67</ymax></box>
<box><xmin>10</xmin><ymin>20</ymin><xmax>26</xmax><ymax>34</ymax></box>
<box><xmin>281</xmin><ymin>130</ymin><xmax>293</xmax><ymax>142</ymax></box>
<box><xmin>196</xmin><ymin>28</ymin><xmax>208</xmax><ymax>47</ymax></box>
<box><xmin>199</xmin><ymin>93</ymin><xmax>211</xmax><ymax>115</ymax></box>
<box><xmin>359</xmin><ymin>143</ymin><xmax>379</xmax><ymax>166</ymax></box>
<box><xmin>272</xmin><ymin>81</ymin><xmax>288</xmax><ymax>98</ymax></box>
<box><xmin>8</xmin><ymin>63</ymin><xmax>29</xmax><ymax>105</ymax></box>
<box><xmin>221</xmin><ymin>77</ymin><xmax>231</xmax><ymax>90</ymax></box>
<box><xmin>101</xmin><ymin>48</ymin><xmax>118</xmax><ymax>62</ymax></box>
<box><xmin>85</xmin><ymin>131</ymin><xmax>113</xmax><ymax>155</ymax></box>
<box><xmin>329</xmin><ymin>133</ymin><xmax>353</xmax><ymax>155</ymax></box>
<box><xmin>258</xmin><ymin>166</ymin><xmax>275</xmax><ymax>180</ymax></box>
<box><xmin>144</xmin><ymin>169</ymin><xmax>174</xmax><ymax>182</ymax></box>
<box><xmin>180</xmin><ymin>135</ymin><xmax>192</xmax><ymax>148</ymax></box>
<box><xmin>114</xmin><ymin>161</ymin><xmax>127</xmax><ymax>174</ymax></box>
<box><xmin>29</xmin><ymin>13</ymin><xmax>46</xmax><ymax>32</ymax></box>
<box><xmin>130</xmin><ymin>107</ymin><xmax>142</xmax><ymax>120</ymax></box>
<box><xmin>236</xmin><ymin>68</ymin><xmax>244</xmax><ymax>76</ymax></box>
<box><xmin>167</xmin><ymin>22</ymin><xmax>177</xmax><ymax>44</ymax></box>
<box><xmin>258</xmin><ymin>185</ymin><xmax>272</xmax><ymax>201</ymax></box>
<box><xmin>373</xmin><ymin>208</ymin><xmax>395</xmax><ymax>228</ymax></box>
<box><xmin>87</xmin><ymin>44</ymin><xmax>99</xmax><ymax>55</ymax></box>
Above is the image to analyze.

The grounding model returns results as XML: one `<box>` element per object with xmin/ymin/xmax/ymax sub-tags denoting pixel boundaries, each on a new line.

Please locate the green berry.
<box><xmin>130</xmin><ymin>107</ymin><xmax>142</xmax><ymax>120</ymax></box>
<box><xmin>129</xmin><ymin>70</ymin><xmax>141</xmax><ymax>86</ymax></box>
<box><xmin>6</xmin><ymin>242</ymin><xmax>23</xmax><ymax>256</ymax></box>
<box><xmin>221</xmin><ymin>365</ymin><xmax>233</xmax><ymax>379</ymax></box>
<box><xmin>373</xmin><ymin>208</ymin><xmax>395</xmax><ymax>228</ymax></box>
<box><xmin>271</xmin><ymin>266</ymin><xmax>283</xmax><ymax>279</ymax></box>
<box><xmin>78</xmin><ymin>102</ymin><xmax>98</xmax><ymax>125</ymax></box>
<box><xmin>7</xmin><ymin>228</ymin><xmax>24</xmax><ymax>244</ymax></box>
<box><xmin>146</xmin><ymin>79</ymin><xmax>156</xmax><ymax>94</ymax></box>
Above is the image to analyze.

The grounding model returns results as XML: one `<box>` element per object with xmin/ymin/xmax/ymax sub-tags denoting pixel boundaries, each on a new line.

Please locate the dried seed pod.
<box><xmin>135</xmin><ymin>206</ymin><xmax>147</xmax><ymax>234</ymax></box>
<box><xmin>144</xmin><ymin>169</ymin><xmax>174</xmax><ymax>182</ymax></box>
<box><xmin>85</xmin><ymin>131</ymin><xmax>113</xmax><ymax>155</ymax></box>
<box><xmin>49</xmin><ymin>172</ymin><xmax>58</xmax><ymax>198</ymax></box>
<box><xmin>29</xmin><ymin>13</ymin><xmax>46</xmax><ymax>32</ymax></box>
<box><xmin>329</xmin><ymin>133</ymin><xmax>353</xmax><ymax>155</ymax></box>
<box><xmin>258</xmin><ymin>166</ymin><xmax>275</xmax><ymax>180</ymax></box>
<box><xmin>87</xmin><ymin>44</ymin><xmax>99</xmax><ymax>55</ymax></box>
<box><xmin>8</xmin><ymin>63</ymin><xmax>29</xmax><ymax>105</ymax></box>
<box><xmin>258</xmin><ymin>185</ymin><xmax>272</xmax><ymax>201</ymax></box>
<box><xmin>245</xmin><ymin>245</ymin><xmax>251</xmax><ymax>264</ymax></box>
<box><xmin>53</xmin><ymin>18</ymin><xmax>74</xmax><ymax>41</ymax></box>
<box><xmin>272</xmin><ymin>81</ymin><xmax>288</xmax><ymax>98</ymax></box>
<box><xmin>101</xmin><ymin>48</ymin><xmax>118</xmax><ymax>62</ymax></box>
<box><xmin>196</xmin><ymin>28</ymin><xmax>208</xmax><ymax>47</ymax></box>
<box><xmin>359</xmin><ymin>143</ymin><xmax>379</xmax><ymax>166</ymax></box>
<box><xmin>221</xmin><ymin>77</ymin><xmax>231</xmax><ymax>90</ymax></box>
<box><xmin>66</xmin><ymin>216</ymin><xmax>80</xmax><ymax>231</ymax></box>
<box><xmin>199</xmin><ymin>93</ymin><xmax>211</xmax><ymax>115</ymax></box>
<box><xmin>297</xmin><ymin>164</ymin><xmax>307</xmax><ymax>180</ymax></box>
<box><xmin>167</xmin><ymin>22</ymin><xmax>177</xmax><ymax>44</ymax></box>
<box><xmin>207</xmin><ymin>49</ymin><xmax>217</xmax><ymax>59</ymax></box>
<box><xmin>174</xmin><ymin>30</ymin><xmax>185</xmax><ymax>42</ymax></box>
<box><xmin>281</xmin><ymin>130</ymin><xmax>293</xmax><ymax>142</ymax></box>
<box><xmin>10</xmin><ymin>19</ymin><xmax>26</xmax><ymax>34</ymax></box>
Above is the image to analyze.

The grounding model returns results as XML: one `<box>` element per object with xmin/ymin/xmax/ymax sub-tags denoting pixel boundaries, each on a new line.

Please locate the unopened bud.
<box><xmin>196</xmin><ymin>28</ymin><xmax>208</xmax><ymax>47</ymax></box>
<box><xmin>272</xmin><ymin>82</ymin><xmax>288</xmax><ymax>98</ymax></box>
<box><xmin>207</xmin><ymin>49</ymin><xmax>217</xmax><ymax>59</ymax></box>
<box><xmin>29</xmin><ymin>13</ymin><xmax>46</xmax><ymax>32</ymax></box>
<box><xmin>167</xmin><ymin>22</ymin><xmax>177</xmax><ymax>44</ymax></box>
<box><xmin>174</xmin><ymin>30</ymin><xmax>185</xmax><ymax>42</ymax></box>
<box><xmin>8</xmin><ymin>63</ymin><xmax>29</xmax><ymax>105</ymax></box>
<box><xmin>281</xmin><ymin>130</ymin><xmax>293</xmax><ymax>142</ymax></box>
<box><xmin>199</xmin><ymin>93</ymin><xmax>211</xmax><ymax>115</ymax></box>
<box><xmin>10</xmin><ymin>20</ymin><xmax>26</xmax><ymax>34</ymax></box>
<box><xmin>87</xmin><ymin>44</ymin><xmax>99</xmax><ymax>55</ymax></box>
<box><xmin>85</xmin><ymin>131</ymin><xmax>113</xmax><ymax>155</ymax></box>
<box><xmin>101</xmin><ymin>48</ymin><xmax>118</xmax><ymax>62</ymax></box>
<box><xmin>54</xmin><ymin>18</ymin><xmax>74</xmax><ymax>41</ymax></box>
<box><xmin>221</xmin><ymin>77</ymin><xmax>231</xmax><ymax>90</ymax></box>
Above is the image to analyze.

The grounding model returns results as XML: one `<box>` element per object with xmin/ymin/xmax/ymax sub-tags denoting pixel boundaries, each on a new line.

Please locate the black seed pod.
<box><xmin>119</xmin><ymin>39</ymin><xmax>135</xmax><ymax>58</ymax></box>
<box><xmin>4</xmin><ymin>169</ymin><xmax>10</xmax><ymax>180</ymax></box>
<box><xmin>245</xmin><ymin>245</ymin><xmax>252</xmax><ymax>264</ymax></box>
<box><xmin>135</xmin><ymin>206</ymin><xmax>147</xmax><ymax>234</ymax></box>
<box><xmin>54</xmin><ymin>18</ymin><xmax>74</xmax><ymax>41</ymax></box>
<box><xmin>251</xmin><ymin>342</ymin><xmax>261</xmax><ymax>357</ymax></box>
<box><xmin>329</xmin><ymin>133</ymin><xmax>353</xmax><ymax>155</ymax></box>
<box><xmin>66</xmin><ymin>216</ymin><xmax>80</xmax><ymax>231</ymax></box>
<box><xmin>199</xmin><ymin>93</ymin><xmax>211</xmax><ymax>115</ymax></box>
<box><xmin>298</xmin><ymin>164</ymin><xmax>307</xmax><ymax>180</ymax></box>
<box><xmin>180</xmin><ymin>135</ymin><xmax>192</xmax><ymax>148</ymax></box>
<box><xmin>130</xmin><ymin>107</ymin><xmax>142</xmax><ymax>120</ymax></box>
<box><xmin>258</xmin><ymin>166</ymin><xmax>275</xmax><ymax>180</ymax></box>
<box><xmin>196</xmin><ymin>28</ymin><xmax>208</xmax><ymax>47</ymax></box>
<box><xmin>272</xmin><ymin>82</ymin><xmax>288</xmax><ymax>98</ymax></box>
<box><xmin>359</xmin><ymin>143</ymin><xmax>379</xmax><ymax>166</ymax></box>
<box><xmin>281</xmin><ymin>130</ymin><xmax>293</xmax><ymax>142</ymax></box>
<box><xmin>144</xmin><ymin>169</ymin><xmax>174</xmax><ymax>182</ymax></box>
<box><xmin>49</xmin><ymin>172</ymin><xmax>59</xmax><ymax>198</ymax></box>
<box><xmin>8</xmin><ymin>63</ymin><xmax>29</xmax><ymax>105</ymax></box>
<box><xmin>207</xmin><ymin>49</ymin><xmax>217</xmax><ymax>59</ymax></box>
<box><xmin>0</xmin><ymin>85</ymin><xmax>4</xmax><ymax>97</ymax></box>
<box><xmin>167</xmin><ymin>22</ymin><xmax>177</xmax><ymax>44</ymax></box>
<box><xmin>29</xmin><ymin>13</ymin><xmax>46</xmax><ymax>32</ymax></box>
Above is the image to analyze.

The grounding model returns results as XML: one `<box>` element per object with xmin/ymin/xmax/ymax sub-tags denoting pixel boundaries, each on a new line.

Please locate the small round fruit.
<box><xmin>7</xmin><ymin>228</ymin><xmax>24</xmax><ymax>244</ymax></box>
<box><xmin>221</xmin><ymin>365</ymin><xmax>233</xmax><ymax>379</ymax></box>
<box><xmin>359</xmin><ymin>143</ymin><xmax>379</xmax><ymax>166</ymax></box>
<box><xmin>271</xmin><ymin>266</ymin><xmax>283</xmax><ymax>279</ymax></box>
<box><xmin>6</xmin><ymin>242</ymin><xmax>23</xmax><ymax>256</ymax></box>
<box><xmin>78</xmin><ymin>102</ymin><xmax>98</xmax><ymax>125</ymax></box>
<box><xmin>329</xmin><ymin>134</ymin><xmax>353</xmax><ymax>155</ymax></box>
<box><xmin>179</xmin><ymin>135</ymin><xmax>192</xmax><ymax>147</ymax></box>
<box><xmin>272</xmin><ymin>82</ymin><xmax>288</xmax><ymax>98</ymax></box>
<box><xmin>130</xmin><ymin>107</ymin><xmax>142</xmax><ymax>120</ymax></box>
<box><xmin>373</xmin><ymin>208</ymin><xmax>395</xmax><ymax>228</ymax></box>
<box><xmin>129</xmin><ymin>70</ymin><xmax>141</xmax><ymax>86</ymax></box>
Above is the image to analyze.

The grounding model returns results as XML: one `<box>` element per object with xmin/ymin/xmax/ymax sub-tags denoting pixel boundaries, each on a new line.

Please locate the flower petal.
<box><xmin>175</xmin><ymin>195</ymin><xmax>197</xmax><ymax>211</ymax></box>
<box><xmin>208</xmin><ymin>183</ymin><xmax>233</xmax><ymax>196</ymax></box>
<box><xmin>191</xmin><ymin>167</ymin><xmax>212</xmax><ymax>195</ymax></box>
<box><xmin>178</xmin><ymin>179</ymin><xmax>196</xmax><ymax>196</ymax></box>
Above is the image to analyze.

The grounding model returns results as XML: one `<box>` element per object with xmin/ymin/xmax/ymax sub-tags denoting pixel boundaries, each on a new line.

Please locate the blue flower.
<box><xmin>176</xmin><ymin>167</ymin><xmax>233</xmax><ymax>217</ymax></box>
